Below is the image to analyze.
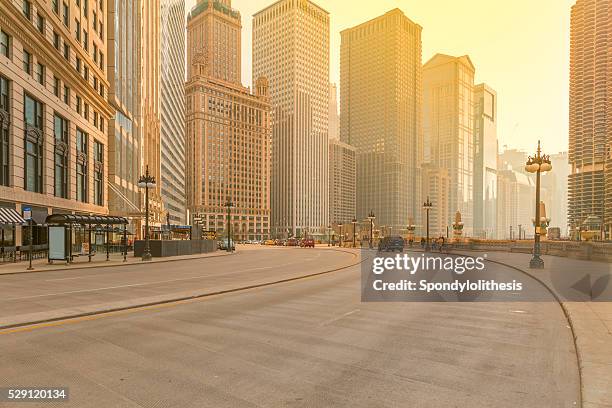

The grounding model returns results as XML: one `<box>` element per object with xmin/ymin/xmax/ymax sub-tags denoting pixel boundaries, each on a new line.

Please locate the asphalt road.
<box><xmin>0</xmin><ymin>247</ymin><xmax>580</xmax><ymax>407</ymax></box>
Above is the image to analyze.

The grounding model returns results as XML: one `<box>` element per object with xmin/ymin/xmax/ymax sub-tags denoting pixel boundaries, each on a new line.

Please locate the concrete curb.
<box><xmin>0</xmin><ymin>248</ymin><xmax>364</xmax><ymax>332</ymax></box>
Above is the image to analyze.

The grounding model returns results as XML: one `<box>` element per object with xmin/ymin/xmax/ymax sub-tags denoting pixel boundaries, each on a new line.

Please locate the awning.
<box><xmin>45</xmin><ymin>214</ymin><xmax>129</xmax><ymax>225</ymax></box>
<box><xmin>0</xmin><ymin>208</ymin><xmax>26</xmax><ymax>225</ymax></box>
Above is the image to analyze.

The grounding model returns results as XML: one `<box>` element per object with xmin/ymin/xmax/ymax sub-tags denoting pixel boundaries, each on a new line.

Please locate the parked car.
<box><xmin>378</xmin><ymin>236</ymin><xmax>404</xmax><ymax>252</ymax></box>
<box><xmin>264</xmin><ymin>239</ymin><xmax>275</xmax><ymax>246</ymax></box>
<box><xmin>286</xmin><ymin>238</ymin><xmax>299</xmax><ymax>246</ymax></box>
<box><xmin>218</xmin><ymin>238</ymin><xmax>235</xmax><ymax>251</ymax></box>
<box><xmin>274</xmin><ymin>239</ymin><xmax>285</xmax><ymax>246</ymax></box>
<box><xmin>300</xmin><ymin>238</ymin><xmax>315</xmax><ymax>248</ymax></box>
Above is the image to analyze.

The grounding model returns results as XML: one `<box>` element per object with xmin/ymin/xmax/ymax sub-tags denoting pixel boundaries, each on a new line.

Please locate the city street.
<box><xmin>0</xmin><ymin>247</ymin><xmax>580</xmax><ymax>407</ymax></box>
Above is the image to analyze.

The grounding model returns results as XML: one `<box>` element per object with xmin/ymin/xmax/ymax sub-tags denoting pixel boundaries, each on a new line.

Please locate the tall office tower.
<box><xmin>186</xmin><ymin>0</ymin><xmax>272</xmax><ymax>241</ymax></box>
<box><xmin>329</xmin><ymin>139</ymin><xmax>356</xmax><ymax>226</ymax></box>
<box><xmin>107</xmin><ymin>0</ymin><xmax>143</xmax><ymax>226</ymax></box>
<box><xmin>568</xmin><ymin>0</ymin><xmax>612</xmax><ymax>238</ymax></box>
<box><xmin>0</xmin><ymin>0</ymin><xmax>113</xmax><ymax>243</ymax></box>
<box><xmin>141</xmin><ymin>0</ymin><xmax>164</xmax><ymax>227</ymax></box>
<box><xmin>160</xmin><ymin>0</ymin><xmax>186</xmax><ymax>224</ymax></box>
<box><xmin>473</xmin><ymin>83</ymin><xmax>498</xmax><ymax>239</ymax></box>
<box><xmin>340</xmin><ymin>9</ymin><xmax>423</xmax><ymax>234</ymax></box>
<box><xmin>543</xmin><ymin>152</ymin><xmax>570</xmax><ymax>235</ymax></box>
<box><xmin>253</xmin><ymin>0</ymin><xmax>330</xmax><ymax>239</ymax></box>
<box><xmin>328</xmin><ymin>83</ymin><xmax>340</xmax><ymax>141</ymax></box>
<box><xmin>423</xmin><ymin>54</ymin><xmax>475</xmax><ymax>236</ymax></box>
<box><xmin>497</xmin><ymin>169</ymin><xmax>536</xmax><ymax>240</ymax></box>
<box><xmin>421</xmin><ymin>163</ymin><xmax>450</xmax><ymax>238</ymax></box>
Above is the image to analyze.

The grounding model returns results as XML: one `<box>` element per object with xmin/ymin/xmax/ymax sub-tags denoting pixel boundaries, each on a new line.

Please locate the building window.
<box><xmin>24</xmin><ymin>94</ymin><xmax>44</xmax><ymax>193</ymax></box>
<box><xmin>62</xmin><ymin>2</ymin><xmax>69</xmax><ymax>26</ymax></box>
<box><xmin>93</xmin><ymin>43</ymin><xmax>98</xmax><ymax>63</ymax></box>
<box><xmin>36</xmin><ymin>13</ymin><xmax>45</xmax><ymax>34</ymax></box>
<box><xmin>93</xmin><ymin>140</ymin><xmax>103</xmax><ymax>206</ymax></box>
<box><xmin>0</xmin><ymin>30</ymin><xmax>10</xmax><ymax>58</ymax></box>
<box><xmin>99</xmin><ymin>84</ymin><xmax>104</xmax><ymax>98</ymax></box>
<box><xmin>54</xmin><ymin>113</ymin><xmax>69</xmax><ymax>198</ymax></box>
<box><xmin>83</xmin><ymin>30</ymin><xmax>88</xmax><ymax>51</ymax></box>
<box><xmin>83</xmin><ymin>0</ymin><xmax>88</xmax><ymax>16</ymax></box>
<box><xmin>0</xmin><ymin>76</ymin><xmax>9</xmax><ymax>186</ymax></box>
<box><xmin>52</xmin><ymin>0</ymin><xmax>59</xmax><ymax>14</ymax></box>
<box><xmin>23</xmin><ymin>50</ymin><xmax>32</xmax><ymax>75</ymax></box>
<box><xmin>99</xmin><ymin>116</ymin><xmax>104</xmax><ymax>132</ymax></box>
<box><xmin>99</xmin><ymin>22</ymin><xmax>103</xmax><ymax>40</ymax></box>
<box><xmin>76</xmin><ymin>57</ymin><xmax>81</xmax><ymax>73</ymax></box>
<box><xmin>83</xmin><ymin>65</ymin><xmax>89</xmax><ymax>81</ymax></box>
<box><xmin>23</xmin><ymin>0</ymin><xmax>32</xmax><ymax>20</ymax></box>
<box><xmin>63</xmin><ymin>85</ymin><xmax>70</xmax><ymax>105</ymax></box>
<box><xmin>36</xmin><ymin>62</ymin><xmax>45</xmax><ymax>85</ymax></box>
<box><xmin>53</xmin><ymin>76</ymin><xmax>60</xmax><ymax>97</ymax></box>
<box><xmin>84</xmin><ymin>103</ymin><xmax>89</xmax><ymax>120</ymax></box>
<box><xmin>63</xmin><ymin>43</ymin><xmax>69</xmax><ymax>60</ymax></box>
<box><xmin>75</xmin><ymin>19</ymin><xmax>81</xmax><ymax>41</ymax></box>
<box><xmin>53</xmin><ymin>31</ymin><xmax>60</xmax><ymax>50</ymax></box>
<box><xmin>76</xmin><ymin>128</ymin><xmax>88</xmax><ymax>202</ymax></box>
<box><xmin>99</xmin><ymin>51</ymin><xmax>103</xmax><ymax>70</ymax></box>
<box><xmin>76</xmin><ymin>95</ymin><xmax>81</xmax><ymax>114</ymax></box>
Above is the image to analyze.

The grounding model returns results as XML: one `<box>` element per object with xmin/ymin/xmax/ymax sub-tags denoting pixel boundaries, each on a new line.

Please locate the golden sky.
<box><xmin>186</xmin><ymin>0</ymin><xmax>575</xmax><ymax>154</ymax></box>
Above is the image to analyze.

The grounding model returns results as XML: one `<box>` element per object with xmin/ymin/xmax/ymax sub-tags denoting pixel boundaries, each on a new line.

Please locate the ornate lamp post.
<box><xmin>524</xmin><ymin>140</ymin><xmax>552</xmax><ymax>269</ymax></box>
<box><xmin>338</xmin><ymin>223</ymin><xmax>343</xmax><ymax>248</ymax></box>
<box><xmin>351</xmin><ymin>217</ymin><xmax>357</xmax><ymax>248</ymax></box>
<box><xmin>423</xmin><ymin>196</ymin><xmax>433</xmax><ymax>251</ymax></box>
<box><xmin>367</xmin><ymin>210</ymin><xmax>375</xmax><ymax>249</ymax></box>
<box><xmin>138</xmin><ymin>165</ymin><xmax>156</xmax><ymax>261</ymax></box>
<box><xmin>225</xmin><ymin>199</ymin><xmax>234</xmax><ymax>253</ymax></box>
<box><xmin>407</xmin><ymin>218</ymin><xmax>416</xmax><ymax>246</ymax></box>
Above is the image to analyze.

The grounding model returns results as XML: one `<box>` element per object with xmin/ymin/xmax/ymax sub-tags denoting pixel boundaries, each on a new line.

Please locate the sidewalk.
<box><xmin>455</xmin><ymin>250</ymin><xmax>612</xmax><ymax>408</ymax></box>
<box><xmin>0</xmin><ymin>249</ymin><xmax>232</xmax><ymax>275</ymax></box>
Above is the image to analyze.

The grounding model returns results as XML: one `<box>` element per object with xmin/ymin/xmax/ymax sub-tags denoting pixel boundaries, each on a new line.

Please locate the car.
<box><xmin>286</xmin><ymin>238</ymin><xmax>299</xmax><ymax>246</ymax></box>
<box><xmin>218</xmin><ymin>238</ymin><xmax>235</xmax><ymax>251</ymax></box>
<box><xmin>378</xmin><ymin>236</ymin><xmax>404</xmax><ymax>252</ymax></box>
<box><xmin>264</xmin><ymin>239</ymin><xmax>275</xmax><ymax>246</ymax></box>
<box><xmin>274</xmin><ymin>239</ymin><xmax>285</xmax><ymax>246</ymax></box>
<box><xmin>300</xmin><ymin>238</ymin><xmax>315</xmax><ymax>248</ymax></box>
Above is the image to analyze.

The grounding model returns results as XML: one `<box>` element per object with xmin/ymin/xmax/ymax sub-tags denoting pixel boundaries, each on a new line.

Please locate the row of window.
<box><xmin>0</xmin><ymin>76</ymin><xmax>104</xmax><ymax>206</ymax></box>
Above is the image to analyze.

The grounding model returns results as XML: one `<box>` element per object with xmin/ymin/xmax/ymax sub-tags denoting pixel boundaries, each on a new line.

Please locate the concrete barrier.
<box><xmin>134</xmin><ymin>240</ymin><xmax>216</xmax><ymax>258</ymax></box>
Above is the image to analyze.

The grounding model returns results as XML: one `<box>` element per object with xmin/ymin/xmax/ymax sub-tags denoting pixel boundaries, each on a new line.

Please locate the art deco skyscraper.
<box><xmin>186</xmin><ymin>0</ymin><xmax>271</xmax><ymax>241</ymax></box>
<box><xmin>423</xmin><ymin>54</ymin><xmax>475</xmax><ymax>236</ymax></box>
<box><xmin>340</xmin><ymin>9</ymin><xmax>423</xmax><ymax>233</ymax></box>
<box><xmin>568</xmin><ymin>0</ymin><xmax>612</xmax><ymax>237</ymax></box>
<box><xmin>253</xmin><ymin>0</ymin><xmax>330</xmax><ymax>239</ymax></box>
<box><xmin>160</xmin><ymin>0</ymin><xmax>186</xmax><ymax>224</ymax></box>
<box><xmin>473</xmin><ymin>83</ymin><xmax>498</xmax><ymax>239</ymax></box>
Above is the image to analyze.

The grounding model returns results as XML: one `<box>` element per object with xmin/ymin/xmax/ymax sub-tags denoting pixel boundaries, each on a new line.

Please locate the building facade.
<box><xmin>497</xmin><ymin>169</ymin><xmax>536</xmax><ymax>240</ymax></box>
<box><xmin>473</xmin><ymin>83</ymin><xmax>498</xmax><ymax>239</ymax></box>
<box><xmin>423</xmin><ymin>54</ymin><xmax>475</xmax><ymax>236</ymax></box>
<box><xmin>328</xmin><ymin>83</ymin><xmax>339</xmax><ymax>141</ymax></box>
<box><xmin>0</xmin><ymin>0</ymin><xmax>113</xmax><ymax>245</ymax></box>
<box><xmin>329</xmin><ymin>138</ymin><xmax>356</xmax><ymax>226</ymax></box>
<box><xmin>421</xmin><ymin>163</ymin><xmax>450</xmax><ymax>238</ymax></box>
<box><xmin>107</xmin><ymin>0</ymin><xmax>143</xmax><ymax>226</ymax></box>
<box><xmin>160</xmin><ymin>0</ymin><xmax>186</xmax><ymax>224</ymax></box>
<box><xmin>186</xmin><ymin>0</ymin><xmax>271</xmax><ymax>241</ymax></box>
<box><xmin>568</xmin><ymin>0</ymin><xmax>612</xmax><ymax>238</ymax></box>
<box><xmin>340</xmin><ymin>9</ymin><xmax>423</xmax><ymax>234</ymax></box>
<box><xmin>253</xmin><ymin>0</ymin><xmax>330</xmax><ymax>239</ymax></box>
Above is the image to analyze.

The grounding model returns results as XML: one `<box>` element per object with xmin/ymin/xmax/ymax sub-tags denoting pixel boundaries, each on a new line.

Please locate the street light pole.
<box><xmin>138</xmin><ymin>165</ymin><xmax>156</xmax><ymax>262</ymax></box>
<box><xmin>225</xmin><ymin>199</ymin><xmax>234</xmax><ymax>253</ymax></box>
<box><xmin>525</xmin><ymin>140</ymin><xmax>552</xmax><ymax>269</ymax></box>
<box><xmin>423</xmin><ymin>196</ymin><xmax>433</xmax><ymax>251</ymax></box>
<box><xmin>327</xmin><ymin>225</ymin><xmax>331</xmax><ymax>247</ymax></box>
<box><xmin>338</xmin><ymin>223</ymin><xmax>343</xmax><ymax>248</ymax></box>
<box><xmin>368</xmin><ymin>210</ymin><xmax>375</xmax><ymax>249</ymax></box>
<box><xmin>351</xmin><ymin>217</ymin><xmax>357</xmax><ymax>248</ymax></box>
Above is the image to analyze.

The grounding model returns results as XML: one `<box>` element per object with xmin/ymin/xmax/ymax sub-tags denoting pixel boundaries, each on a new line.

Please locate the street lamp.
<box><xmin>138</xmin><ymin>165</ymin><xmax>156</xmax><ymax>261</ymax></box>
<box><xmin>225</xmin><ymin>199</ymin><xmax>234</xmax><ymax>253</ymax></box>
<box><xmin>338</xmin><ymin>223</ymin><xmax>343</xmax><ymax>248</ymax></box>
<box><xmin>327</xmin><ymin>224</ymin><xmax>332</xmax><ymax>247</ymax></box>
<box><xmin>351</xmin><ymin>218</ymin><xmax>357</xmax><ymax>248</ymax></box>
<box><xmin>368</xmin><ymin>210</ymin><xmax>375</xmax><ymax>249</ymax></box>
<box><xmin>423</xmin><ymin>196</ymin><xmax>433</xmax><ymax>251</ymax></box>
<box><xmin>524</xmin><ymin>140</ymin><xmax>552</xmax><ymax>269</ymax></box>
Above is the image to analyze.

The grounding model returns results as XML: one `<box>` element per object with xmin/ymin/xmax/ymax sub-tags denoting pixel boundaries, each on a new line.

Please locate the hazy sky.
<box><xmin>185</xmin><ymin>0</ymin><xmax>575</xmax><ymax>154</ymax></box>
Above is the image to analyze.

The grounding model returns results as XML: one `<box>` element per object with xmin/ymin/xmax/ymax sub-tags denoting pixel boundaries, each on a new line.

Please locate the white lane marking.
<box><xmin>320</xmin><ymin>309</ymin><xmax>360</xmax><ymax>326</ymax></box>
<box><xmin>13</xmin><ymin>253</ymin><xmax>329</xmax><ymax>300</ymax></box>
<box><xmin>510</xmin><ymin>310</ymin><xmax>528</xmax><ymax>314</ymax></box>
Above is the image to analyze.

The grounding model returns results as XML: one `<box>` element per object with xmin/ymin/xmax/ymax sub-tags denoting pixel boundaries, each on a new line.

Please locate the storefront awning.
<box><xmin>0</xmin><ymin>208</ymin><xmax>26</xmax><ymax>225</ymax></box>
<box><xmin>45</xmin><ymin>214</ymin><xmax>129</xmax><ymax>225</ymax></box>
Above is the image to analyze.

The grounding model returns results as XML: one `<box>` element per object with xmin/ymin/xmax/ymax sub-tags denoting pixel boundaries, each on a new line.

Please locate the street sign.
<box><xmin>23</xmin><ymin>207</ymin><xmax>32</xmax><ymax>220</ymax></box>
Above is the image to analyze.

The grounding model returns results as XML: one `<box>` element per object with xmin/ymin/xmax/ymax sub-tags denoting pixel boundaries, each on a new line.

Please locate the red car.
<box><xmin>286</xmin><ymin>238</ymin><xmax>299</xmax><ymax>246</ymax></box>
<box><xmin>300</xmin><ymin>238</ymin><xmax>315</xmax><ymax>248</ymax></box>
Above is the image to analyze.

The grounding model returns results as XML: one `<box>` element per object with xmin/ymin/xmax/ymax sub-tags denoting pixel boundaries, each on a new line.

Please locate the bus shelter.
<box><xmin>45</xmin><ymin>214</ymin><xmax>129</xmax><ymax>263</ymax></box>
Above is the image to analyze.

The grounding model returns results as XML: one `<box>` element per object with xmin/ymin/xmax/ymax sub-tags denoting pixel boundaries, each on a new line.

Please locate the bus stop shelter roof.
<box><xmin>45</xmin><ymin>214</ymin><xmax>129</xmax><ymax>225</ymax></box>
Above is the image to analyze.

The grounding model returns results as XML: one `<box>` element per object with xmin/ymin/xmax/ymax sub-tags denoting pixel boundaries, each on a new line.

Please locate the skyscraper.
<box><xmin>568</xmin><ymin>0</ymin><xmax>612</xmax><ymax>238</ymax></box>
<box><xmin>186</xmin><ymin>0</ymin><xmax>272</xmax><ymax>241</ymax></box>
<box><xmin>1</xmin><ymin>0</ymin><xmax>113</xmax><ymax>244</ymax></box>
<box><xmin>160</xmin><ymin>0</ymin><xmax>186</xmax><ymax>224</ymax></box>
<box><xmin>253</xmin><ymin>0</ymin><xmax>330</xmax><ymax>239</ymax></box>
<box><xmin>107</xmin><ymin>0</ymin><xmax>143</xmax><ymax>224</ymax></box>
<box><xmin>340</xmin><ymin>9</ymin><xmax>423</xmax><ymax>233</ymax></box>
<box><xmin>423</xmin><ymin>54</ymin><xmax>475</xmax><ymax>236</ymax></box>
<box><xmin>329</xmin><ymin>139</ymin><xmax>356</xmax><ymax>226</ymax></box>
<box><xmin>473</xmin><ymin>83</ymin><xmax>498</xmax><ymax>239</ymax></box>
